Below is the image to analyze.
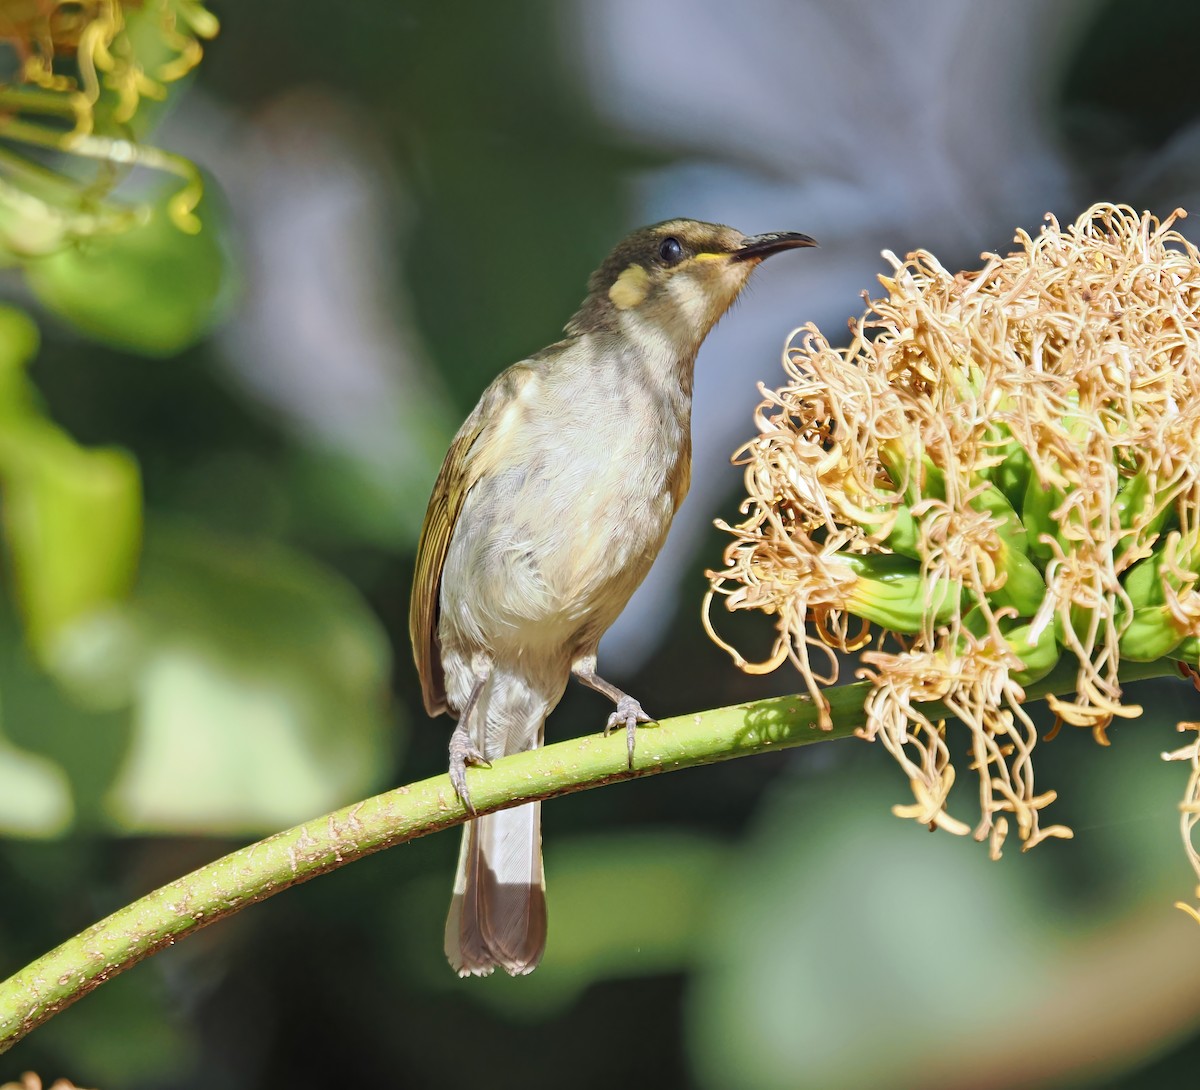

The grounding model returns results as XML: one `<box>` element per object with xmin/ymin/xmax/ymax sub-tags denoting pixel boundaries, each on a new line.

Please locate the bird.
<box><xmin>410</xmin><ymin>218</ymin><xmax>816</xmax><ymax>976</ymax></box>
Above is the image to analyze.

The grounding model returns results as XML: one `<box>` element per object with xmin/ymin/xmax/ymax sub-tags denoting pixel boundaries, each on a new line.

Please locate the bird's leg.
<box><xmin>571</xmin><ymin>658</ymin><xmax>653</xmax><ymax>768</ymax></box>
<box><xmin>449</xmin><ymin>673</ymin><xmax>491</xmax><ymax>813</ymax></box>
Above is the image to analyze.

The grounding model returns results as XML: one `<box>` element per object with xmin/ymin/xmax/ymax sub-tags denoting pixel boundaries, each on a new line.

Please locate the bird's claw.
<box><xmin>604</xmin><ymin>696</ymin><xmax>653</xmax><ymax>768</ymax></box>
<box><xmin>449</xmin><ymin>723</ymin><xmax>491</xmax><ymax>813</ymax></box>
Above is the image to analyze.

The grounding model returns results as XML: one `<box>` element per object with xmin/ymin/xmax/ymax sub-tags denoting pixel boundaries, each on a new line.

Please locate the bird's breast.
<box><xmin>511</xmin><ymin>389</ymin><xmax>688</xmax><ymax>606</ymax></box>
<box><xmin>440</xmin><ymin>353</ymin><xmax>692</xmax><ymax>653</ymax></box>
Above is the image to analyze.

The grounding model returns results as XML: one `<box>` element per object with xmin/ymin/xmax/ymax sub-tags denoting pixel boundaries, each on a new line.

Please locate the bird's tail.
<box><xmin>445</xmin><ymin>801</ymin><xmax>546</xmax><ymax>976</ymax></box>
<box><xmin>444</xmin><ymin>670</ymin><xmax>548</xmax><ymax>976</ymax></box>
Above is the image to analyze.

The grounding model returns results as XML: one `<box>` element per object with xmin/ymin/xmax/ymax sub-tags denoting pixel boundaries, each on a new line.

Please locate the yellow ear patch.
<box><xmin>609</xmin><ymin>263</ymin><xmax>651</xmax><ymax>309</ymax></box>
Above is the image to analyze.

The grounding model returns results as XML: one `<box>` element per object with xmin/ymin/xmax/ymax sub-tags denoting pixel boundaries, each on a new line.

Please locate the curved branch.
<box><xmin>0</xmin><ymin>659</ymin><xmax>1174</xmax><ymax>1054</ymax></box>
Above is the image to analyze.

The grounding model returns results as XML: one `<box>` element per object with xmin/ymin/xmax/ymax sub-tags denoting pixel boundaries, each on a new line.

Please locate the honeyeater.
<box><xmin>410</xmin><ymin>219</ymin><xmax>816</xmax><ymax>976</ymax></box>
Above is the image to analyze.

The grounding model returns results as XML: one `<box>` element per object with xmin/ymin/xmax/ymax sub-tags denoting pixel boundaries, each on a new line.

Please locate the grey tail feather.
<box><xmin>445</xmin><ymin>801</ymin><xmax>546</xmax><ymax>977</ymax></box>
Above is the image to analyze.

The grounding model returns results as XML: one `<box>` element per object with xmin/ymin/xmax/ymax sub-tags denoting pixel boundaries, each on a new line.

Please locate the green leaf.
<box><xmin>0</xmin><ymin>602</ymin><xmax>131</xmax><ymax>834</ymax></box>
<box><xmin>84</xmin><ymin>525</ymin><xmax>399</xmax><ymax>834</ymax></box>
<box><xmin>24</xmin><ymin>187</ymin><xmax>227</xmax><ymax>356</ymax></box>
<box><xmin>0</xmin><ymin>306</ymin><xmax>143</xmax><ymax>659</ymax></box>
<box><xmin>0</xmin><ymin>728</ymin><xmax>73</xmax><ymax>837</ymax></box>
<box><xmin>1</xmin><ymin>434</ymin><xmax>141</xmax><ymax>657</ymax></box>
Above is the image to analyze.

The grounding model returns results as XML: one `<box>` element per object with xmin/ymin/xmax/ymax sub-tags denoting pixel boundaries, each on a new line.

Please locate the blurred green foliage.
<box><xmin>2</xmin><ymin>2</ymin><xmax>1200</xmax><ymax>1089</ymax></box>
<box><xmin>101</xmin><ymin>526</ymin><xmax>394</xmax><ymax>832</ymax></box>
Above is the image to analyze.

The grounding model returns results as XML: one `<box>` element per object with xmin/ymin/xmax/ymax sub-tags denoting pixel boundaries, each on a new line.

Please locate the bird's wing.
<box><xmin>410</xmin><ymin>363</ymin><xmax>536</xmax><ymax>717</ymax></box>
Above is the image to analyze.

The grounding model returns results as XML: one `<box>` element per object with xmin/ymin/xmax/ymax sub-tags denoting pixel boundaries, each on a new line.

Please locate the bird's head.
<box><xmin>565</xmin><ymin>219</ymin><xmax>816</xmax><ymax>352</ymax></box>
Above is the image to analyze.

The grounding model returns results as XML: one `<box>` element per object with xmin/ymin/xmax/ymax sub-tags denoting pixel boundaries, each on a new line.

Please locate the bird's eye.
<box><xmin>659</xmin><ymin>236</ymin><xmax>684</xmax><ymax>265</ymax></box>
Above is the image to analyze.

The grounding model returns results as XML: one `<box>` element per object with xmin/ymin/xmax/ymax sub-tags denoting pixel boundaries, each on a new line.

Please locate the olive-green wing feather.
<box><xmin>410</xmin><ymin>364</ymin><xmax>535</xmax><ymax>717</ymax></box>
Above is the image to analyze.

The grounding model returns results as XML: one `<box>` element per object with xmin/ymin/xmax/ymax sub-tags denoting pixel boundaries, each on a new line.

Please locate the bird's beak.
<box><xmin>732</xmin><ymin>231</ymin><xmax>818</xmax><ymax>262</ymax></box>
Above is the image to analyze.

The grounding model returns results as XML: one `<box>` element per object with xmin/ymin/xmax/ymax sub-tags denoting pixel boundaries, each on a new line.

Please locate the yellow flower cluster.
<box><xmin>3</xmin><ymin>0</ymin><xmax>217</xmax><ymax>129</ymax></box>
<box><xmin>707</xmin><ymin>204</ymin><xmax>1200</xmax><ymax>899</ymax></box>
<box><xmin>0</xmin><ymin>0</ymin><xmax>218</xmax><ymax>246</ymax></box>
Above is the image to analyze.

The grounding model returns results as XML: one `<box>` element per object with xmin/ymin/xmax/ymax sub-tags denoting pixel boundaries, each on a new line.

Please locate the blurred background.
<box><xmin>3</xmin><ymin>1</ymin><xmax>1200</xmax><ymax>1086</ymax></box>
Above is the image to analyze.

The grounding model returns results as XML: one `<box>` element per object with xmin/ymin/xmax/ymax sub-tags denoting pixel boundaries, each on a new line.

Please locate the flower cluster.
<box><xmin>5</xmin><ymin>0</ymin><xmax>217</xmax><ymax>128</ymax></box>
<box><xmin>0</xmin><ymin>0</ymin><xmax>218</xmax><ymax>250</ymax></box>
<box><xmin>706</xmin><ymin>204</ymin><xmax>1200</xmax><ymax>900</ymax></box>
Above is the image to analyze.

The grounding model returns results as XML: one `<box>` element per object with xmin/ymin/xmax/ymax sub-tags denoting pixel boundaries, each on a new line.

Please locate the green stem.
<box><xmin>0</xmin><ymin>659</ymin><xmax>1176</xmax><ymax>1054</ymax></box>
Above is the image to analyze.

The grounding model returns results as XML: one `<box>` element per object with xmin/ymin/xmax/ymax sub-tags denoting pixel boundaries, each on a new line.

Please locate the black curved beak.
<box><xmin>733</xmin><ymin>231</ymin><xmax>818</xmax><ymax>262</ymax></box>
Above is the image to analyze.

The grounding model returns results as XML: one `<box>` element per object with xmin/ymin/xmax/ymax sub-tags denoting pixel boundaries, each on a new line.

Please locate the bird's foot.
<box><xmin>604</xmin><ymin>695</ymin><xmax>653</xmax><ymax>768</ymax></box>
<box><xmin>449</xmin><ymin>722</ymin><xmax>491</xmax><ymax>813</ymax></box>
